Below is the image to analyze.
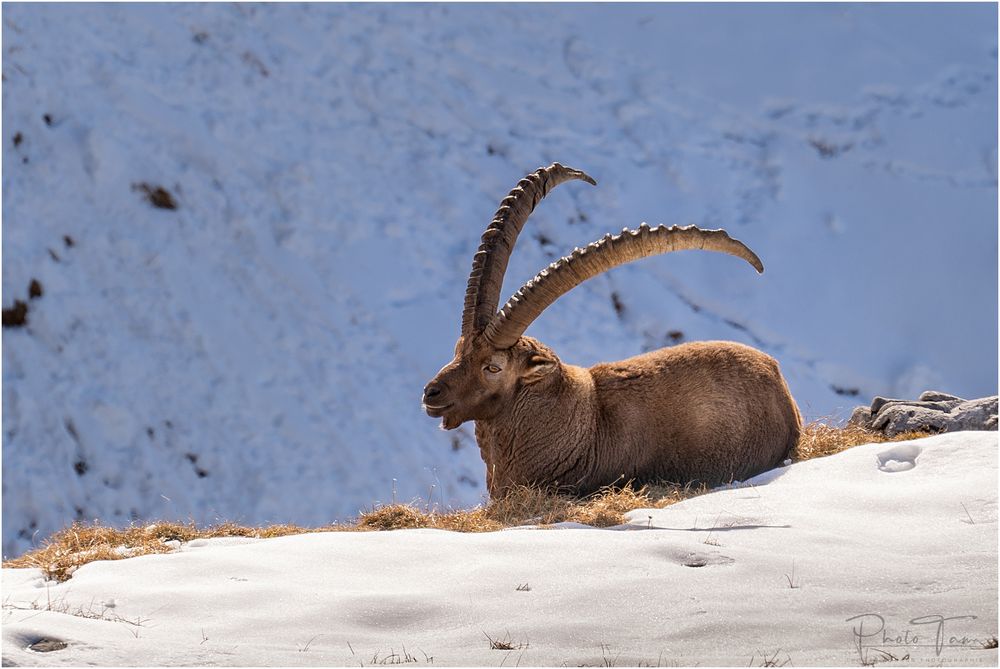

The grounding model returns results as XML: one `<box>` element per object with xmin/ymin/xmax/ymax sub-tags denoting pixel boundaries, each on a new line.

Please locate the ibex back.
<box><xmin>423</xmin><ymin>163</ymin><xmax>801</xmax><ymax>496</ymax></box>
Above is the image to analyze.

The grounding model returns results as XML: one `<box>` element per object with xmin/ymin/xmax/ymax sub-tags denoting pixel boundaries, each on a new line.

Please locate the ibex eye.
<box><xmin>485</xmin><ymin>364</ymin><xmax>501</xmax><ymax>374</ymax></box>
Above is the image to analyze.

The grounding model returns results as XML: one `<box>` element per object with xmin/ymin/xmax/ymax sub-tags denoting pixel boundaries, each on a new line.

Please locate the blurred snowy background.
<box><xmin>3</xmin><ymin>3</ymin><xmax>996</xmax><ymax>559</ymax></box>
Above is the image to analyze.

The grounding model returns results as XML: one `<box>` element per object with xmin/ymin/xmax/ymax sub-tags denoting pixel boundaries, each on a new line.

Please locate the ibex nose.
<box><xmin>423</xmin><ymin>382</ymin><xmax>444</xmax><ymax>403</ymax></box>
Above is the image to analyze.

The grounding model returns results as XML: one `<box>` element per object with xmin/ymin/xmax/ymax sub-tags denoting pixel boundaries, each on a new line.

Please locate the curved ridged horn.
<box><xmin>483</xmin><ymin>224</ymin><xmax>764</xmax><ymax>349</ymax></box>
<box><xmin>461</xmin><ymin>163</ymin><xmax>596</xmax><ymax>337</ymax></box>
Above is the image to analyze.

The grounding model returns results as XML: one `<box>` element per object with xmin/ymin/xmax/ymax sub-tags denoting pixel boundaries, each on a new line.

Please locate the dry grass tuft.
<box><xmin>5</xmin><ymin>424</ymin><xmax>935</xmax><ymax>581</ymax></box>
<box><xmin>3</xmin><ymin>522</ymin><xmax>179</xmax><ymax>581</ymax></box>
<box><xmin>357</xmin><ymin>504</ymin><xmax>431</xmax><ymax>531</ymax></box>
<box><xmin>570</xmin><ymin>483</ymin><xmax>701</xmax><ymax>527</ymax></box>
<box><xmin>793</xmin><ymin>422</ymin><xmax>929</xmax><ymax>462</ymax></box>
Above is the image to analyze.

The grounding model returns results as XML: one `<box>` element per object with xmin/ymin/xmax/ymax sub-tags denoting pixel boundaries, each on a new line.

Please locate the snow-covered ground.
<box><xmin>2</xmin><ymin>4</ymin><xmax>997</xmax><ymax>558</ymax></box>
<box><xmin>3</xmin><ymin>431</ymin><xmax>997</xmax><ymax>667</ymax></box>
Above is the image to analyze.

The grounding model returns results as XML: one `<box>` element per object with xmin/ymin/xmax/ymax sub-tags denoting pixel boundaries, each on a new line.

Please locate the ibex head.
<box><xmin>422</xmin><ymin>334</ymin><xmax>561</xmax><ymax>430</ymax></box>
<box><xmin>422</xmin><ymin>163</ymin><xmax>763</xmax><ymax>431</ymax></box>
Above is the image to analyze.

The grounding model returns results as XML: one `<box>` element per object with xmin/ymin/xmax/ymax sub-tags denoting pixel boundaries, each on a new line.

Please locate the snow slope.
<box><xmin>2</xmin><ymin>4</ymin><xmax>997</xmax><ymax>558</ymax></box>
<box><xmin>2</xmin><ymin>431</ymin><xmax>997</xmax><ymax>667</ymax></box>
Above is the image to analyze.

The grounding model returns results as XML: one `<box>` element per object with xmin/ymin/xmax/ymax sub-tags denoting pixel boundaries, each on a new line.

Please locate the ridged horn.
<box><xmin>461</xmin><ymin>163</ymin><xmax>596</xmax><ymax>337</ymax></box>
<box><xmin>483</xmin><ymin>224</ymin><xmax>764</xmax><ymax>349</ymax></box>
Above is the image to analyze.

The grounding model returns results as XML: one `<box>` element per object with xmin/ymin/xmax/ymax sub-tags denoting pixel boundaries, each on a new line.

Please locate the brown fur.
<box><xmin>424</xmin><ymin>335</ymin><xmax>801</xmax><ymax>497</ymax></box>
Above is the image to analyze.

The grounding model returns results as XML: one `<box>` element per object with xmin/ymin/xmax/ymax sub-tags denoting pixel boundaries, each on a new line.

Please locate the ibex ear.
<box><xmin>521</xmin><ymin>351</ymin><xmax>558</xmax><ymax>384</ymax></box>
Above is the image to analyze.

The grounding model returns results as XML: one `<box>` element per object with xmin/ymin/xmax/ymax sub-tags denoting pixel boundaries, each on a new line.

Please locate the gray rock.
<box><xmin>918</xmin><ymin>390</ymin><xmax>964</xmax><ymax>403</ymax></box>
<box><xmin>870</xmin><ymin>396</ymin><xmax>963</xmax><ymax>415</ymax></box>
<box><xmin>848</xmin><ymin>406</ymin><xmax>872</xmax><ymax>427</ymax></box>
<box><xmin>852</xmin><ymin>392</ymin><xmax>998</xmax><ymax>437</ymax></box>
<box><xmin>949</xmin><ymin>396</ymin><xmax>998</xmax><ymax>432</ymax></box>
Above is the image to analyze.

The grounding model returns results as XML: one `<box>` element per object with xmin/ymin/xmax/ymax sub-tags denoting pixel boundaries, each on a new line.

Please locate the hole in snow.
<box><xmin>29</xmin><ymin>638</ymin><xmax>67</xmax><ymax>653</ymax></box>
<box><xmin>877</xmin><ymin>443</ymin><xmax>922</xmax><ymax>473</ymax></box>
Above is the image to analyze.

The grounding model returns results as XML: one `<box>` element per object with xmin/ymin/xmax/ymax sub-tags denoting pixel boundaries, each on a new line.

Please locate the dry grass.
<box><xmin>5</xmin><ymin>484</ymin><xmax>700</xmax><ymax>581</ymax></box>
<box><xmin>793</xmin><ymin>421</ymin><xmax>928</xmax><ymax>462</ymax></box>
<box><xmin>358</xmin><ymin>481</ymin><xmax>705</xmax><ymax>534</ymax></box>
<box><xmin>2</xmin><ymin>521</ymin><xmax>332</xmax><ymax>582</ymax></box>
<box><xmin>4</xmin><ymin>422</ymin><xmax>934</xmax><ymax>582</ymax></box>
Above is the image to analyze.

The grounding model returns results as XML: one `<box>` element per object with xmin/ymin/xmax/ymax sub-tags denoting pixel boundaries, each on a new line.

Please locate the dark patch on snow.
<box><xmin>73</xmin><ymin>460</ymin><xmax>89</xmax><ymax>476</ymax></box>
<box><xmin>241</xmin><ymin>51</ymin><xmax>270</xmax><ymax>77</ymax></box>
<box><xmin>2</xmin><ymin>300</ymin><xmax>28</xmax><ymax>328</ymax></box>
<box><xmin>485</xmin><ymin>141</ymin><xmax>510</xmax><ymax>158</ymax></box>
<box><xmin>722</xmin><ymin>317</ymin><xmax>771</xmax><ymax>349</ymax></box>
<box><xmin>64</xmin><ymin>419</ymin><xmax>80</xmax><ymax>444</ymax></box>
<box><xmin>642</xmin><ymin>328</ymin><xmax>688</xmax><ymax>353</ymax></box>
<box><xmin>17</xmin><ymin>520</ymin><xmax>38</xmax><ymax>541</ymax></box>
<box><xmin>831</xmin><ymin>385</ymin><xmax>860</xmax><ymax>397</ymax></box>
<box><xmin>534</xmin><ymin>232</ymin><xmax>553</xmax><ymax>247</ymax></box>
<box><xmin>610</xmin><ymin>291</ymin><xmax>626</xmax><ymax>319</ymax></box>
<box><xmin>676</xmin><ymin>292</ymin><xmax>702</xmax><ymax>313</ymax></box>
<box><xmin>809</xmin><ymin>137</ymin><xmax>853</xmax><ymax>159</ymax></box>
<box><xmin>132</xmin><ymin>182</ymin><xmax>178</xmax><ymax>210</ymax></box>
<box><xmin>186</xmin><ymin>452</ymin><xmax>209</xmax><ymax>478</ymax></box>
<box><xmin>12</xmin><ymin>131</ymin><xmax>23</xmax><ymax>147</ymax></box>
<box><xmin>3</xmin><ymin>282</ymin><xmax>44</xmax><ymax>328</ymax></box>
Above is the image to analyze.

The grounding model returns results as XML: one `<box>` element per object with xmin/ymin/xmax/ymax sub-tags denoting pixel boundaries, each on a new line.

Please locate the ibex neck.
<box><xmin>475</xmin><ymin>363</ymin><xmax>599</xmax><ymax>496</ymax></box>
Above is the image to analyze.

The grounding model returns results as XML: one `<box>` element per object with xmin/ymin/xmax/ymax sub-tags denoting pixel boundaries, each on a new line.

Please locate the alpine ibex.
<box><xmin>423</xmin><ymin>163</ymin><xmax>801</xmax><ymax>496</ymax></box>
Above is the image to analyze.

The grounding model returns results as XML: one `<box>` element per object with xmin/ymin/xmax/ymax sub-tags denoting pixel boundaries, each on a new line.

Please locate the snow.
<box><xmin>2</xmin><ymin>431</ymin><xmax>997</xmax><ymax>666</ymax></box>
<box><xmin>2</xmin><ymin>4</ymin><xmax>997</xmax><ymax>558</ymax></box>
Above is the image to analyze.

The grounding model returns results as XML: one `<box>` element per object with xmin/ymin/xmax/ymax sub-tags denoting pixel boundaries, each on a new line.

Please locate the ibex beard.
<box><xmin>423</xmin><ymin>163</ymin><xmax>801</xmax><ymax>498</ymax></box>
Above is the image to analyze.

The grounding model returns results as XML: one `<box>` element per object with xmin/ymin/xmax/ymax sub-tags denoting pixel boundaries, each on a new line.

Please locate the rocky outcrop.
<box><xmin>849</xmin><ymin>391</ymin><xmax>998</xmax><ymax>437</ymax></box>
